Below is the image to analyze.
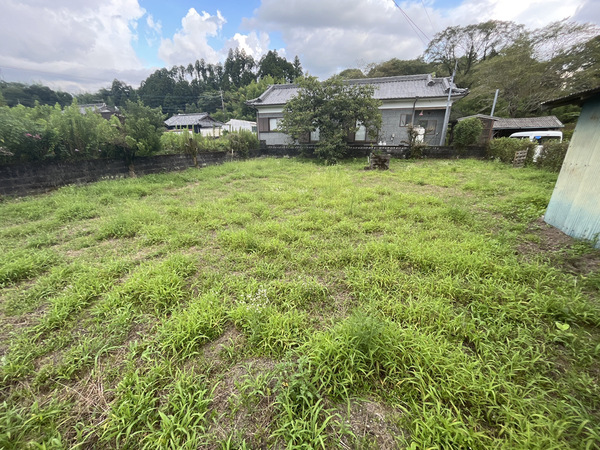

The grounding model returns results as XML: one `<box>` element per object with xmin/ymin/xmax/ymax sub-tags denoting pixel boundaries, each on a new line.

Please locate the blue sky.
<box><xmin>0</xmin><ymin>0</ymin><xmax>597</xmax><ymax>93</ymax></box>
<box><xmin>133</xmin><ymin>0</ymin><xmax>270</xmax><ymax>67</ymax></box>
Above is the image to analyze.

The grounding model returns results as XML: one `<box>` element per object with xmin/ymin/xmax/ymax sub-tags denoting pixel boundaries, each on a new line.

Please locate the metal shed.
<box><xmin>542</xmin><ymin>87</ymin><xmax>600</xmax><ymax>248</ymax></box>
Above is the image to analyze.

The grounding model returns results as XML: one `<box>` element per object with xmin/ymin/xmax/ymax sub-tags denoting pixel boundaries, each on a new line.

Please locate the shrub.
<box><xmin>536</xmin><ymin>140</ymin><xmax>569</xmax><ymax>172</ymax></box>
<box><xmin>224</xmin><ymin>129</ymin><xmax>259</xmax><ymax>157</ymax></box>
<box><xmin>160</xmin><ymin>129</ymin><xmax>258</xmax><ymax>160</ymax></box>
<box><xmin>487</xmin><ymin>137</ymin><xmax>536</xmax><ymax>164</ymax></box>
<box><xmin>454</xmin><ymin>117</ymin><xmax>483</xmax><ymax>150</ymax></box>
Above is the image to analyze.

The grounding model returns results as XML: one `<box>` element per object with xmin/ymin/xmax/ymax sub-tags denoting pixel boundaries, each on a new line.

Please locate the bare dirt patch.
<box><xmin>337</xmin><ymin>398</ymin><xmax>405</xmax><ymax>449</ymax></box>
<box><xmin>209</xmin><ymin>357</ymin><xmax>278</xmax><ymax>447</ymax></box>
<box><xmin>202</xmin><ymin>327</ymin><xmax>245</xmax><ymax>371</ymax></box>
<box><xmin>518</xmin><ymin>218</ymin><xmax>600</xmax><ymax>275</ymax></box>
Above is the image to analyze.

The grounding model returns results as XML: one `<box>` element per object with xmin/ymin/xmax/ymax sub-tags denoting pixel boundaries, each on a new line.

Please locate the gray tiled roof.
<box><xmin>247</xmin><ymin>74</ymin><xmax>468</xmax><ymax>106</ymax></box>
<box><xmin>492</xmin><ymin>116</ymin><xmax>564</xmax><ymax>130</ymax></box>
<box><xmin>164</xmin><ymin>113</ymin><xmax>224</xmax><ymax>127</ymax></box>
<box><xmin>458</xmin><ymin>114</ymin><xmax>564</xmax><ymax>130</ymax></box>
<box><xmin>78</xmin><ymin>103</ymin><xmax>119</xmax><ymax>114</ymax></box>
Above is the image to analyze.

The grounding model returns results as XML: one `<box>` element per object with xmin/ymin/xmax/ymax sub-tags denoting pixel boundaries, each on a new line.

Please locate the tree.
<box><xmin>138</xmin><ymin>68</ymin><xmax>177</xmax><ymax>110</ymax></box>
<box><xmin>367</xmin><ymin>58</ymin><xmax>435</xmax><ymax>78</ymax></box>
<box><xmin>453</xmin><ymin>118</ymin><xmax>483</xmax><ymax>150</ymax></box>
<box><xmin>467</xmin><ymin>39</ymin><xmax>560</xmax><ymax>117</ymax></box>
<box><xmin>98</xmin><ymin>79</ymin><xmax>138</xmax><ymax>107</ymax></box>
<box><xmin>292</xmin><ymin>56</ymin><xmax>303</xmax><ymax>79</ymax></box>
<box><xmin>547</xmin><ymin>34</ymin><xmax>600</xmax><ymax>94</ymax></box>
<box><xmin>424</xmin><ymin>21</ymin><xmax>525</xmax><ymax>84</ymax></box>
<box><xmin>224</xmin><ymin>48</ymin><xmax>257</xmax><ymax>89</ymax></box>
<box><xmin>258</xmin><ymin>50</ymin><xmax>297</xmax><ymax>82</ymax></box>
<box><xmin>106</xmin><ymin>101</ymin><xmax>165</xmax><ymax>176</ymax></box>
<box><xmin>338</xmin><ymin>68</ymin><xmax>365</xmax><ymax>79</ymax></box>
<box><xmin>279</xmin><ymin>76</ymin><xmax>382</xmax><ymax>164</ymax></box>
<box><xmin>0</xmin><ymin>81</ymin><xmax>73</xmax><ymax>108</ymax></box>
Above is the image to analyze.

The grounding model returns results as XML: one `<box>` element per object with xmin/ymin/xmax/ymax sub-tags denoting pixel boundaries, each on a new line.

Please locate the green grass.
<box><xmin>1</xmin><ymin>157</ymin><xmax>599</xmax><ymax>448</ymax></box>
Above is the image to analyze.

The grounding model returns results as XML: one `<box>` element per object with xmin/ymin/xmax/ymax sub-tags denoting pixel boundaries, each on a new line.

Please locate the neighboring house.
<box><xmin>246</xmin><ymin>74</ymin><xmax>469</xmax><ymax>146</ymax></box>
<box><xmin>224</xmin><ymin>119</ymin><xmax>257</xmax><ymax>134</ymax></box>
<box><xmin>458</xmin><ymin>114</ymin><xmax>564</xmax><ymax>143</ymax></box>
<box><xmin>78</xmin><ymin>103</ymin><xmax>120</xmax><ymax>120</ymax></box>
<box><xmin>164</xmin><ymin>113</ymin><xmax>225</xmax><ymax>137</ymax></box>
<box><xmin>541</xmin><ymin>87</ymin><xmax>600</xmax><ymax>248</ymax></box>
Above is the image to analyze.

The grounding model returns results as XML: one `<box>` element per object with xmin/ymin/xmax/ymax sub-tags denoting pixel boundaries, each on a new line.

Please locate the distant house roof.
<box><xmin>164</xmin><ymin>113</ymin><xmax>224</xmax><ymax>128</ymax></box>
<box><xmin>225</xmin><ymin>119</ymin><xmax>256</xmax><ymax>132</ymax></box>
<box><xmin>542</xmin><ymin>86</ymin><xmax>600</xmax><ymax>108</ymax></box>
<box><xmin>247</xmin><ymin>74</ymin><xmax>469</xmax><ymax>107</ymax></box>
<box><xmin>78</xmin><ymin>103</ymin><xmax>119</xmax><ymax>118</ymax></box>
<box><xmin>458</xmin><ymin>114</ymin><xmax>564</xmax><ymax>130</ymax></box>
<box><xmin>492</xmin><ymin>116</ymin><xmax>564</xmax><ymax>130</ymax></box>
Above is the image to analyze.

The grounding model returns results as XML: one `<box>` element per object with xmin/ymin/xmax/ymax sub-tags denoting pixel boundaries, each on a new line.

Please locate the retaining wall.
<box><xmin>0</xmin><ymin>152</ymin><xmax>229</xmax><ymax>196</ymax></box>
<box><xmin>0</xmin><ymin>145</ymin><xmax>486</xmax><ymax>196</ymax></box>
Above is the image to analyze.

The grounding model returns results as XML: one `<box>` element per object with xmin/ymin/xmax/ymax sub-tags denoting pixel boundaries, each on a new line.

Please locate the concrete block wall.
<box><xmin>0</xmin><ymin>152</ymin><xmax>228</xmax><ymax>196</ymax></box>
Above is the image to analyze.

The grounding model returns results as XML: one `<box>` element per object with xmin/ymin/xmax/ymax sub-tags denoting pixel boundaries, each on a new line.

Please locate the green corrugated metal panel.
<box><xmin>545</xmin><ymin>96</ymin><xmax>600</xmax><ymax>248</ymax></box>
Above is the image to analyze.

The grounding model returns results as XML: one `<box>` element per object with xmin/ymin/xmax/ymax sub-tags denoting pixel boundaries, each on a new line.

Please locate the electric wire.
<box><xmin>389</xmin><ymin>0</ymin><xmax>430</xmax><ymax>46</ymax></box>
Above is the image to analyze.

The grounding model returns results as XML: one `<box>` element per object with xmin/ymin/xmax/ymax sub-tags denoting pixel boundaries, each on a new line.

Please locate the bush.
<box><xmin>454</xmin><ymin>118</ymin><xmax>483</xmax><ymax>150</ymax></box>
<box><xmin>536</xmin><ymin>140</ymin><xmax>569</xmax><ymax>172</ymax></box>
<box><xmin>224</xmin><ymin>129</ymin><xmax>259</xmax><ymax>157</ymax></box>
<box><xmin>160</xmin><ymin>129</ymin><xmax>258</xmax><ymax>159</ymax></box>
<box><xmin>487</xmin><ymin>137</ymin><xmax>536</xmax><ymax>164</ymax></box>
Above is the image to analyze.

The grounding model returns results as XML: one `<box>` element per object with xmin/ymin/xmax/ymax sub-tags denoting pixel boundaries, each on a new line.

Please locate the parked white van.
<box><xmin>509</xmin><ymin>130</ymin><xmax>563</xmax><ymax>161</ymax></box>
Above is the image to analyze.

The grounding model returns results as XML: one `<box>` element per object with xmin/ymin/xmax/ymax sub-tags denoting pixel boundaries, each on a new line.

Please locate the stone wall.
<box><xmin>0</xmin><ymin>145</ymin><xmax>486</xmax><ymax>197</ymax></box>
<box><xmin>0</xmin><ymin>152</ymin><xmax>229</xmax><ymax>196</ymax></box>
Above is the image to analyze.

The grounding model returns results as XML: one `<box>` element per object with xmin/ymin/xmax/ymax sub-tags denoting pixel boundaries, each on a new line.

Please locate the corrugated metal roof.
<box><xmin>164</xmin><ymin>113</ymin><xmax>224</xmax><ymax>127</ymax></box>
<box><xmin>544</xmin><ymin>94</ymin><xmax>600</xmax><ymax>248</ymax></box>
<box><xmin>542</xmin><ymin>86</ymin><xmax>600</xmax><ymax>108</ymax></box>
<box><xmin>247</xmin><ymin>74</ymin><xmax>468</xmax><ymax>106</ymax></box>
<box><xmin>492</xmin><ymin>116</ymin><xmax>563</xmax><ymax>130</ymax></box>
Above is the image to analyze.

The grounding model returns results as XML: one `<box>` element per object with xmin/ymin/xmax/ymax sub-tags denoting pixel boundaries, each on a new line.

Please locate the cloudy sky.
<box><xmin>0</xmin><ymin>0</ymin><xmax>598</xmax><ymax>93</ymax></box>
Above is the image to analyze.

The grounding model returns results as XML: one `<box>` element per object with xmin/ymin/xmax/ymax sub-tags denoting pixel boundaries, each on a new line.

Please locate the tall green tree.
<box><xmin>279</xmin><ymin>76</ymin><xmax>382</xmax><ymax>164</ymax></box>
<box><xmin>424</xmin><ymin>21</ymin><xmax>525</xmax><ymax>84</ymax></box>
<box><xmin>98</xmin><ymin>79</ymin><xmax>138</xmax><ymax>106</ymax></box>
<box><xmin>258</xmin><ymin>50</ymin><xmax>298</xmax><ymax>82</ymax></box>
<box><xmin>367</xmin><ymin>58</ymin><xmax>435</xmax><ymax>78</ymax></box>
<box><xmin>466</xmin><ymin>39</ymin><xmax>555</xmax><ymax>117</ymax></box>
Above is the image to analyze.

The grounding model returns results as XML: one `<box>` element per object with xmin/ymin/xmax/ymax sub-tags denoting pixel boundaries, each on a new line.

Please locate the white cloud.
<box><xmin>223</xmin><ymin>31</ymin><xmax>271</xmax><ymax>60</ymax></box>
<box><xmin>573</xmin><ymin>0</ymin><xmax>600</xmax><ymax>26</ymax></box>
<box><xmin>0</xmin><ymin>0</ymin><xmax>149</xmax><ymax>92</ymax></box>
<box><xmin>157</xmin><ymin>9</ymin><xmax>273</xmax><ymax>67</ymax></box>
<box><xmin>245</xmin><ymin>0</ymin><xmax>597</xmax><ymax>78</ymax></box>
<box><xmin>447</xmin><ymin>0</ymin><xmax>586</xmax><ymax>29</ymax></box>
<box><xmin>146</xmin><ymin>14</ymin><xmax>162</xmax><ymax>33</ymax></box>
<box><xmin>158</xmin><ymin>8</ymin><xmax>226</xmax><ymax>66</ymax></box>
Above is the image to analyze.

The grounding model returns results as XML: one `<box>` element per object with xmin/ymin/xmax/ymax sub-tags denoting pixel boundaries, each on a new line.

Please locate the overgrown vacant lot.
<box><xmin>1</xmin><ymin>158</ymin><xmax>599</xmax><ymax>449</ymax></box>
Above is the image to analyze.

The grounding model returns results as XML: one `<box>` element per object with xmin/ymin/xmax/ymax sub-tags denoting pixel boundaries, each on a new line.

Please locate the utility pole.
<box><xmin>490</xmin><ymin>89</ymin><xmax>499</xmax><ymax>117</ymax></box>
<box><xmin>439</xmin><ymin>61</ymin><xmax>458</xmax><ymax>146</ymax></box>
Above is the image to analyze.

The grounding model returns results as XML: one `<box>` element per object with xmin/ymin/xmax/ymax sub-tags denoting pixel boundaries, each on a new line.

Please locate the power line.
<box><xmin>420</xmin><ymin>0</ymin><xmax>435</xmax><ymax>32</ymax></box>
<box><xmin>389</xmin><ymin>0</ymin><xmax>430</xmax><ymax>46</ymax></box>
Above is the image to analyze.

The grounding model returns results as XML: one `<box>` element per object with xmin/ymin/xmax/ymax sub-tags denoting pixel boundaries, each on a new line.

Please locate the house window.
<box><xmin>400</xmin><ymin>114</ymin><xmax>412</xmax><ymax>127</ymax></box>
<box><xmin>355</xmin><ymin>124</ymin><xmax>367</xmax><ymax>141</ymax></box>
<box><xmin>418</xmin><ymin>119</ymin><xmax>437</xmax><ymax>133</ymax></box>
<box><xmin>269</xmin><ymin>118</ymin><xmax>280</xmax><ymax>131</ymax></box>
<box><xmin>310</xmin><ymin>128</ymin><xmax>320</xmax><ymax>142</ymax></box>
